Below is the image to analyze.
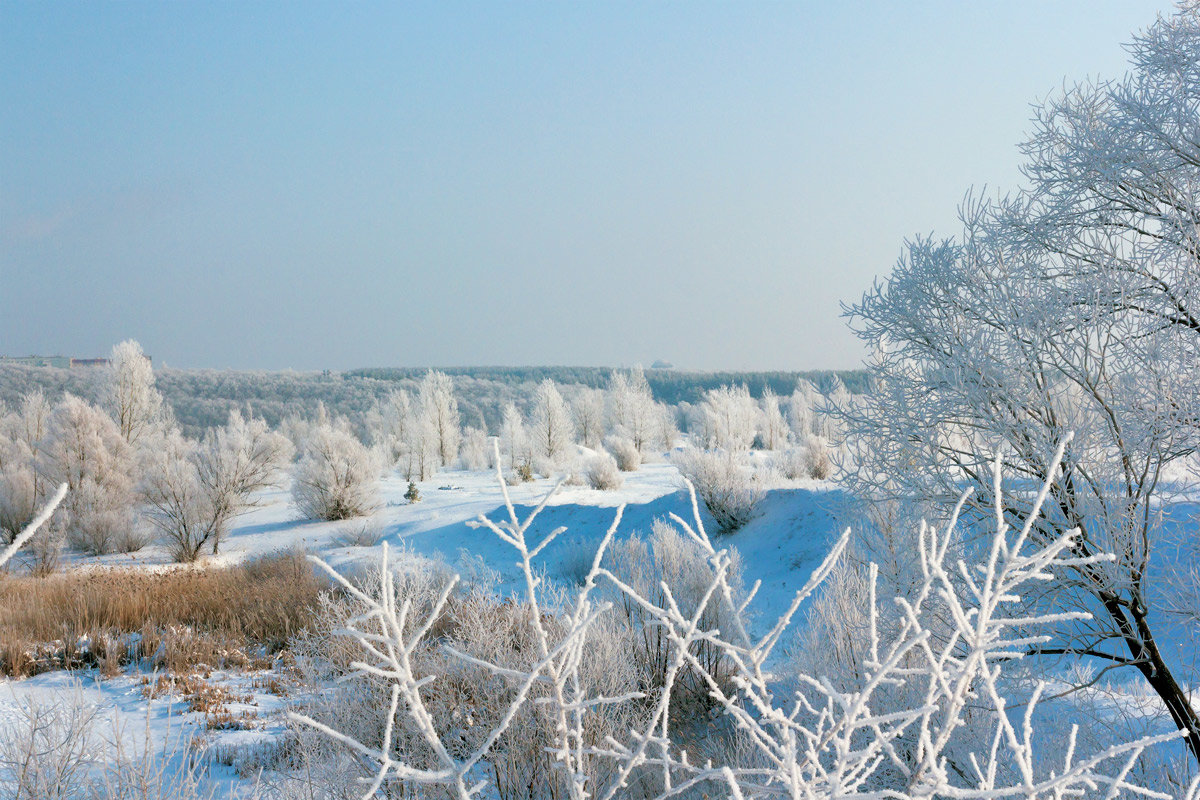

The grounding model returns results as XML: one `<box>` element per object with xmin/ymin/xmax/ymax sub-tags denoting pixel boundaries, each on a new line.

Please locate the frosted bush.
<box><xmin>458</xmin><ymin>426</ymin><xmax>491</xmax><ymax>471</ymax></box>
<box><xmin>605</xmin><ymin>436</ymin><xmax>640</xmax><ymax>472</ymax></box>
<box><xmin>335</xmin><ymin>516</ymin><xmax>386</xmax><ymax>547</ymax></box>
<box><xmin>585</xmin><ymin>452</ymin><xmax>623</xmax><ymax>491</ymax></box>
<box><xmin>605</xmin><ymin>518</ymin><xmax>746</xmax><ymax>712</ymax></box>
<box><xmin>671</xmin><ymin>447</ymin><xmax>763</xmax><ymax>533</ymax></box>
<box><xmin>771</xmin><ymin>447</ymin><xmax>809</xmax><ymax>481</ymax></box>
<box><xmin>802</xmin><ymin>433</ymin><xmax>833</xmax><ymax>479</ymax></box>
<box><xmin>291</xmin><ymin>422</ymin><xmax>381</xmax><ymax>521</ymax></box>
<box><xmin>532</xmin><ymin>454</ymin><xmax>558</xmax><ymax>479</ymax></box>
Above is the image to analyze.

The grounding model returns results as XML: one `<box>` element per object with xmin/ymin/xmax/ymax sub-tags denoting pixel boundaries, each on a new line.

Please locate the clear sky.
<box><xmin>0</xmin><ymin>1</ymin><xmax>1175</xmax><ymax>371</ymax></box>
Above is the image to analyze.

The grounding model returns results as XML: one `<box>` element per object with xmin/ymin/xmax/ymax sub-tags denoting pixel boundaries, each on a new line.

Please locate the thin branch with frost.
<box><xmin>297</xmin><ymin>440</ymin><xmax>1196</xmax><ymax>799</ymax></box>
<box><xmin>291</xmin><ymin>440</ymin><xmax>630</xmax><ymax>799</ymax></box>
<box><xmin>0</xmin><ymin>482</ymin><xmax>66</xmax><ymax>570</ymax></box>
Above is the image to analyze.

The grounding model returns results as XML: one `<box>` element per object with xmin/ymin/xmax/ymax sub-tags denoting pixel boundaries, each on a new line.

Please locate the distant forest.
<box><xmin>346</xmin><ymin>367</ymin><xmax>869</xmax><ymax>404</ymax></box>
<box><xmin>0</xmin><ymin>364</ymin><xmax>867</xmax><ymax>439</ymax></box>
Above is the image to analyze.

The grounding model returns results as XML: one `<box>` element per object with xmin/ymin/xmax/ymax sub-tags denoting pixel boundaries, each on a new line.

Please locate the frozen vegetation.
<box><xmin>8</xmin><ymin>5</ymin><xmax>1200</xmax><ymax>798</ymax></box>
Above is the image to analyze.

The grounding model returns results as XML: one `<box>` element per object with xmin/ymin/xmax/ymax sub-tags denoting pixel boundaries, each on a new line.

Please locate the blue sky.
<box><xmin>0</xmin><ymin>1</ymin><xmax>1174</xmax><ymax>370</ymax></box>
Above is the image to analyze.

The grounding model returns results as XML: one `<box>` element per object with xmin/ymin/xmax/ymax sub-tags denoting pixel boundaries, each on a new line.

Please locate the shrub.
<box><xmin>511</xmin><ymin>461</ymin><xmax>534</xmax><ymax>483</ymax></box>
<box><xmin>605</xmin><ymin>518</ymin><xmax>745</xmax><ymax>713</ymax></box>
<box><xmin>802</xmin><ymin>434</ymin><xmax>833</xmax><ymax>479</ymax></box>
<box><xmin>0</xmin><ymin>679</ymin><xmax>236</xmax><ymax>799</ymax></box>
<box><xmin>334</xmin><ymin>517</ymin><xmax>385</xmax><ymax>547</ymax></box>
<box><xmin>291</xmin><ymin>543</ymin><xmax>647</xmax><ymax>800</ymax></box>
<box><xmin>291</xmin><ymin>423</ymin><xmax>381</xmax><ymax>521</ymax></box>
<box><xmin>459</xmin><ymin>426</ymin><xmax>491</xmax><ymax>471</ymax></box>
<box><xmin>671</xmin><ymin>447</ymin><xmax>764</xmax><ymax>533</ymax></box>
<box><xmin>772</xmin><ymin>447</ymin><xmax>809</xmax><ymax>481</ymax></box>
<box><xmin>585</xmin><ymin>453</ymin><xmax>623</xmax><ymax>491</ymax></box>
<box><xmin>405</xmin><ymin>480</ymin><xmax>421</xmax><ymax>504</ymax></box>
<box><xmin>604</xmin><ymin>436</ymin><xmax>640</xmax><ymax>472</ymax></box>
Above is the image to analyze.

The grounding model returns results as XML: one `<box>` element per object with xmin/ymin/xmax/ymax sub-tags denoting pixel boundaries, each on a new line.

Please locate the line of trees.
<box><xmin>0</xmin><ymin>351</ymin><xmax>852</xmax><ymax>565</ymax></box>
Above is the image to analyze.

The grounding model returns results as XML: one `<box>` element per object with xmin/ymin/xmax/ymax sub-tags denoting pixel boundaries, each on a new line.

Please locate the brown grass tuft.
<box><xmin>0</xmin><ymin>550</ymin><xmax>324</xmax><ymax>677</ymax></box>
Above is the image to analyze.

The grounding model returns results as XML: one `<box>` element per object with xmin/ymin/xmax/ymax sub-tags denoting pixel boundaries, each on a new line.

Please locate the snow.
<box><xmin>10</xmin><ymin>454</ymin><xmax>1189</xmax><ymax>794</ymax></box>
<box><xmin>0</xmin><ymin>457</ymin><xmax>849</xmax><ymax>794</ymax></box>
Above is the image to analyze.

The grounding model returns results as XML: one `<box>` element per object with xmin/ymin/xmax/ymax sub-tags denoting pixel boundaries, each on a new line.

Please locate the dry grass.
<box><xmin>0</xmin><ymin>550</ymin><xmax>325</xmax><ymax>677</ymax></box>
<box><xmin>142</xmin><ymin>674</ymin><xmax>260</xmax><ymax>731</ymax></box>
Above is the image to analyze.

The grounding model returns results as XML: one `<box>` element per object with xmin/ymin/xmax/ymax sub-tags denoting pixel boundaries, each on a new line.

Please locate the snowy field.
<box><xmin>6</xmin><ymin>448</ymin><xmax>1197</xmax><ymax>795</ymax></box>
<box><xmin>0</xmin><ymin>454</ymin><xmax>848</xmax><ymax>795</ymax></box>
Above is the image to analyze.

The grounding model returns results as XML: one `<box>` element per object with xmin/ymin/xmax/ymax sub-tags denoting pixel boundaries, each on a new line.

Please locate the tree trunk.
<box><xmin>1102</xmin><ymin>594</ymin><xmax>1200</xmax><ymax>763</ymax></box>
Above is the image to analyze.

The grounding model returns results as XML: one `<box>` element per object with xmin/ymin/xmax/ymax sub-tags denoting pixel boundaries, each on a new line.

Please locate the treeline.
<box><xmin>0</xmin><ymin>364</ymin><xmax>866</xmax><ymax>439</ymax></box>
<box><xmin>345</xmin><ymin>366</ymin><xmax>870</xmax><ymax>404</ymax></box>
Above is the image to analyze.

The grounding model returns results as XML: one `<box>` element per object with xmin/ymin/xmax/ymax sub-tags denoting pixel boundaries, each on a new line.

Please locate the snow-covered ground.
<box><xmin>4</xmin><ymin>454</ymin><xmax>1195</xmax><ymax>793</ymax></box>
<box><xmin>0</xmin><ymin>456</ymin><xmax>848</xmax><ymax>795</ymax></box>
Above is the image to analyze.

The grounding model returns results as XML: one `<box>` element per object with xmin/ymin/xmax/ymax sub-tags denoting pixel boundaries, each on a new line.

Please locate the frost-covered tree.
<box><xmin>37</xmin><ymin>395</ymin><xmax>138</xmax><ymax>555</ymax></box>
<box><xmin>0</xmin><ymin>483</ymin><xmax>66</xmax><ymax>572</ymax></box>
<box><xmin>607</xmin><ymin>367</ymin><xmax>656</xmax><ymax>453</ymax></box>
<box><xmin>1018</xmin><ymin>6</ymin><xmax>1200</xmax><ymax>348</ymax></box>
<box><xmin>104</xmin><ymin>339</ymin><xmax>165</xmax><ymax>446</ymax></box>
<box><xmin>196</xmin><ymin>410</ymin><xmax>292</xmax><ymax>554</ymax></box>
<box><xmin>846</xmin><ymin>211</ymin><xmax>1200</xmax><ymax>760</ymax></box>
<box><xmin>836</xmin><ymin>7</ymin><xmax>1200</xmax><ymax>764</ymax></box>
<box><xmin>141</xmin><ymin>411</ymin><xmax>292</xmax><ymax>560</ymax></box>
<box><xmin>499</xmin><ymin>403</ymin><xmax>533</xmax><ymax>476</ymax></box>
<box><xmin>697</xmin><ymin>384</ymin><xmax>759</xmax><ymax>451</ymax></box>
<box><xmin>817</xmin><ymin>375</ymin><xmax>851</xmax><ymax>443</ymax></box>
<box><xmin>0</xmin><ymin>392</ymin><xmax>52</xmax><ymax>540</ymax></box>
<box><xmin>759</xmin><ymin>388</ymin><xmax>788</xmax><ymax>451</ymax></box>
<box><xmin>139</xmin><ymin>431</ymin><xmax>221</xmax><ymax>563</ymax></box>
<box><xmin>419</xmin><ymin>370</ymin><xmax>461</xmax><ymax>469</ymax></box>
<box><xmin>292</xmin><ymin>422</ymin><xmax>382</xmax><ymax>521</ymax></box>
<box><xmin>671</xmin><ymin>448</ymin><xmax>762</xmax><ymax>533</ymax></box>
<box><xmin>531</xmin><ymin>380</ymin><xmax>573</xmax><ymax>462</ymax></box>
<box><xmin>367</xmin><ymin>389</ymin><xmax>415</xmax><ymax>466</ymax></box>
<box><xmin>570</xmin><ymin>387</ymin><xmax>606</xmax><ymax>449</ymax></box>
<box><xmin>650</xmin><ymin>401</ymin><xmax>679</xmax><ymax>452</ymax></box>
<box><xmin>458</xmin><ymin>427</ymin><xmax>491</xmax><ymax>471</ymax></box>
<box><xmin>368</xmin><ymin>388</ymin><xmax>436</xmax><ymax>481</ymax></box>
<box><xmin>788</xmin><ymin>378</ymin><xmax>819</xmax><ymax>440</ymax></box>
